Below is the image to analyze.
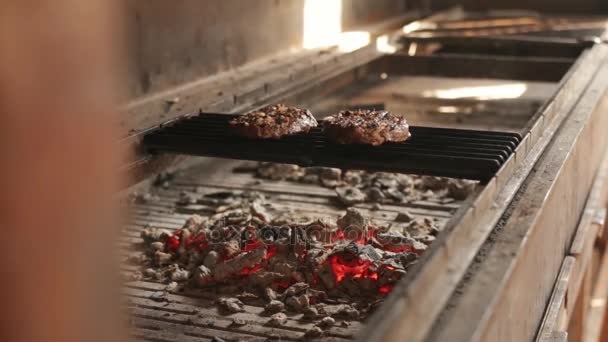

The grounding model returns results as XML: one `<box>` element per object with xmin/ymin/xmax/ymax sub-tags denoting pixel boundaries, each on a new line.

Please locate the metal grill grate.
<box><xmin>143</xmin><ymin>113</ymin><xmax>521</xmax><ymax>181</ymax></box>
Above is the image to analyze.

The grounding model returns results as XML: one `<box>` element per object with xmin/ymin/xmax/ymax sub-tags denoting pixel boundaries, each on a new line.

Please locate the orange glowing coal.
<box><xmin>327</xmin><ymin>254</ymin><xmax>378</xmax><ymax>283</ymax></box>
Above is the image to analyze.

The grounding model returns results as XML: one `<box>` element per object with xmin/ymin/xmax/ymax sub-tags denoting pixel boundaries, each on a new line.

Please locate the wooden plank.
<box><xmin>537</xmin><ymin>257</ymin><xmax>575</xmax><ymax>342</ymax></box>
<box><xmin>568</xmin><ymin>269</ymin><xmax>589</xmax><ymax>342</ymax></box>
<box><xmin>584</xmin><ymin>243</ymin><xmax>608</xmax><ymax>342</ymax></box>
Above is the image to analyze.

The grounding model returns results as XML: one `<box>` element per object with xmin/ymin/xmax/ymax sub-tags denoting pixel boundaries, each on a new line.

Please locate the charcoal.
<box><xmin>303</xmin><ymin>306</ymin><xmax>320</xmax><ymax>319</ymax></box>
<box><xmin>318</xmin><ymin>264</ymin><xmax>337</xmax><ymax>290</ymax></box>
<box><xmin>399</xmin><ymin>253</ymin><xmax>418</xmax><ymax>268</ymax></box>
<box><xmin>166</xmin><ymin>282</ymin><xmax>179</xmax><ymax>292</ymax></box>
<box><xmin>149</xmin><ymin>291</ymin><xmax>168</xmax><ymax>303</ymax></box>
<box><xmin>265</xmin><ymin>300</ymin><xmax>285</xmax><ymax>314</ymax></box>
<box><xmin>372</xmin><ymin>173</ymin><xmax>398</xmax><ymax>189</ymax></box>
<box><xmin>418</xmin><ymin>176</ymin><xmax>450</xmax><ymax>191</ymax></box>
<box><xmin>250</xmin><ymin>201</ymin><xmax>274</xmax><ymax>223</ymax></box>
<box><xmin>379</xmin><ymin>270</ymin><xmax>406</xmax><ymax>287</ymax></box>
<box><xmin>403</xmin><ymin>218</ymin><xmax>438</xmax><ymax>238</ymax></box>
<box><xmin>177</xmin><ymin>191</ymin><xmax>198</xmax><ymax>206</ymax></box>
<box><xmin>333</xmin><ymin>242</ymin><xmax>383</xmax><ymax>262</ymax></box>
<box><xmin>447</xmin><ymin>179</ymin><xmax>476</xmax><ymax>200</ymax></box>
<box><xmin>319</xmin><ymin>168</ymin><xmax>342</xmax><ymax>188</ymax></box>
<box><xmin>305</xmin><ymin>326</ymin><xmax>324</xmax><ymax>338</ymax></box>
<box><xmin>186</xmin><ymin>250</ymin><xmax>204</xmax><ymax>270</ymax></box>
<box><xmin>177</xmin><ymin>229</ymin><xmax>192</xmax><ymax>257</ymax></box>
<box><xmin>236</xmin><ymin>292</ymin><xmax>259</xmax><ymax>303</ymax></box>
<box><xmin>338</xmin><ymin>305</ymin><xmax>360</xmax><ymax>319</ymax></box>
<box><xmin>307</xmin><ymin>289</ymin><xmax>328</xmax><ymax>302</ymax></box>
<box><xmin>257</xmin><ymin>163</ymin><xmax>303</xmax><ymax>180</ymax></box>
<box><xmin>231</xmin><ymin>318</ymin><xmax>246</xmax><ymax>326</ymax></box>
<box><xmin>183</xmin><ymin>214</ymin><xmax>206</xmax><ymax>234</ymax></box>
<box><xmin>337</xmin><ymin>208</ymin><xmax>366</xmax><ymax>228</ymax></box>
<box><xmin>218</xmin><ymin>298</ymin><xmax>245</xmax><ymax>313</ymax></box>
<box><xmin>421</xmin><ymin>189</ymin><xmax>435</xmax><ymax>200</ymax></box>
<box><xmin>282</xmin><ymin>283</ymin><xmax>309</xmax><ymax>298</ymax></box>
<box><xmin>304</xmin><ymin>220</ymin><xmax>336</xmax><ymax>244</ymax></box>
<box><xmin>343</xmin><ymin>171</ymin><xmax>363</xmax><ymax>185</ymax></box>
<box><xmin>154</xmin><ymin>251</ymin><xmax>173</xmax><ymax>266</ymax></box>
<box><xmin>203</xmin><ymin>251</ymin><xmax>220</xmax><ymax>269</ymax></box>
<box><xmin>141</xmin><ymin>227</ymin><xmax>172</xmax><ymax>243</ymax></box>
<box><xmin>170</xmin><ymin>266</ymin><xmax>190</xmax><ymax>282</ymax></box>
<box><xmin>316</xmin><ymin>304</ymin><xmax>359</xmax><ymax>319</ymax></box>
<box><xmin>269</xmin><ymin>312</ymin><xmax>288</xmax><ymax>326</ymax></box>
<box><xmin>144</xmin><ymin>268</ymin><xmax>158</xmax><ymax>278</ymax></box>
<box><xmin>394</xmin><ymin>211</ymin><xmax>414</xmax><ymax>223</ymax></box>
<box><xmin>264</xmin><ymin>287</ymin><xmax>278</xmax><ymax>301</ymax></box>
<box><xmin>194</xmin><ymin>265</ymin><xmax>213</xmax><ymax>287</ymax></box>
<box><xmin>149</xmin><ymin>241</ymin><xmax>165</xmax><ymax>252</ymax></box>
<box><xmin>286</xmin><ymin>295</ymin><xmax>310</xmax><ymax>312</ymax></box>
<box><xmin>134</xmin><ymin>168</ymin><xmax>461</xmax><ymax>325</ymax></box>
<box><xmin>213</xmin><ymin>248</ymin><xmax>267</xmax><ymax>282</ymax></box>
<box><xmin>301</xmin><ymin>174</ymin><xmax>320</xmax><ymax>184</ymax></box>
<box><xmin>384</xmin><ymin>188</ymin><xmax>405</xmax><ymax>202</ymax></box>
<box><xmin>367</xmin><ymin>187</ymin><xmax>385</xmax><ymax>202</ymax></box>
<box><xmin>219</xmin><ymin>240</ymin><xmax>241</xmax><ymax>260</ymax></box>
<box><xmin>319</xmin><ymin>316</ymin><xmax>336</xmax><ymax>328</ymax></box>
<box><xmin>335</xmin><ymin>187</ymin><xmax>366</xmax><ymax>206</ymax></box>
<box><xmin>418</xmin><ymin>235</ymin><xmax>436</xmax><ymax>244</ymax></box>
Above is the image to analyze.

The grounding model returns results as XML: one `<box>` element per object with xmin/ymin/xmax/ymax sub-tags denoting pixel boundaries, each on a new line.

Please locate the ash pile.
<box><xmin>248</xmin><ymin>162</ymin><xmax>476</xmax><ymax>205</ymax></box>
<box><xmin>130</xmin><ymin>193</ymin><xmax>439</xmax><ymax>333</ymax></box>
<box><xmin>127</xmin><ymin>163</ymin><xmax>475</xmax><ymax>335</ymax></box>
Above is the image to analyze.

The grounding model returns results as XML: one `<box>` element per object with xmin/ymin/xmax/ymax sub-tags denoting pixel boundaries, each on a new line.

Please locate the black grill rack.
<box><xmin>143</xmin><ymin>113</ymin><xmax>521</xmax><ymax>182</ymax></box>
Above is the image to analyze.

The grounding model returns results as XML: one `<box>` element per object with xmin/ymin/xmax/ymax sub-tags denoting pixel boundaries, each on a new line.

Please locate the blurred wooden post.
<box><xmin>0</xmin><ymin>1</ymin><xmax>128</xmax><ymax>342</ymax></box>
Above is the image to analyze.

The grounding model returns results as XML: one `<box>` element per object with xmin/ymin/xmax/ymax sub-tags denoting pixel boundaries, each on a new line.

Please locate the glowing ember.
<box><xmin>240</xmin><ymin>263</ymin><xmax>264</xmax><ymax>275</ymax></box>
<box><xmin>159</xmin><ymin>218</ymin><xmax>415</xmax><ymax>300</ymax></box>
<box><xmin>327</xmin><ymin>255</ymin><xmax>378</xmax><ymax>283</ymax></box>
<box><xmin>186</xmin><ymin>233</ymin><xmax>208</xmax><ymax>250</ymax></box>
<box><xmin>379</xmin><ymin>285</ymin><xmax>393</xmax><ymax>295</ymax></box>
<box><xmin>165</xmin><ymin>230</ymin><xmax>182</xmax><ymax>251</ymax></box>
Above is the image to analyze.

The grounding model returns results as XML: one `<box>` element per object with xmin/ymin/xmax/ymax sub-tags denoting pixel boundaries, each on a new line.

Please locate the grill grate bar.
<box><xmin>144</xmin><ymin>113</ymin><xmax>521</xmax><ymax>181</ymax></box>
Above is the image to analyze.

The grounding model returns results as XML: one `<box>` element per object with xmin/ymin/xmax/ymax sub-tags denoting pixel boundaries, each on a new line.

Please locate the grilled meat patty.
<box><xmin>229</xmin><ymin>104</ymin><xmax>318</xmax><ymax>139</ymax></box>
<box><xmin>323</xmin><ymin>109</ymin><xmax>410</xmax><ymax>145</ymax></box>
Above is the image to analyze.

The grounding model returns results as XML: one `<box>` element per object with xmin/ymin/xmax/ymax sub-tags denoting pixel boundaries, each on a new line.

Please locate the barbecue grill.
<box><xmin>122</xmin><ymin>6</ymin><xmax>608</xmax><ymax>342</ymax></box>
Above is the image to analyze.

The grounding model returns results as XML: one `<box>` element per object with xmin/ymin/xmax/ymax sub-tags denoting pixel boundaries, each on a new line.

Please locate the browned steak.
<box><xmin>229</xmin><ymin>104</ymin><xmax>318</xmax><ymax>139</ymax></box>
<box><xmin>323</xmin><ymin>109</ymin><xmax>410</xmax><ymax>146</ymax></box>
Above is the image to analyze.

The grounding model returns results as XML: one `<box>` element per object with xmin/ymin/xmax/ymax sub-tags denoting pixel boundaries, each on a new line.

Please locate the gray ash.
<box><xmin>130</xmin><ymin>163</ymin><xmax>475</xmax><ymax>328</ymax></box>
<box><xmin>136</xmin><ymin>196</ymin><xmax>425</xmax><ymax>323</ymax></box>
<box><xmin>250</xmin><ymin>163</ymin><xmax>477</xmax><ymax>204</ymax></box>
